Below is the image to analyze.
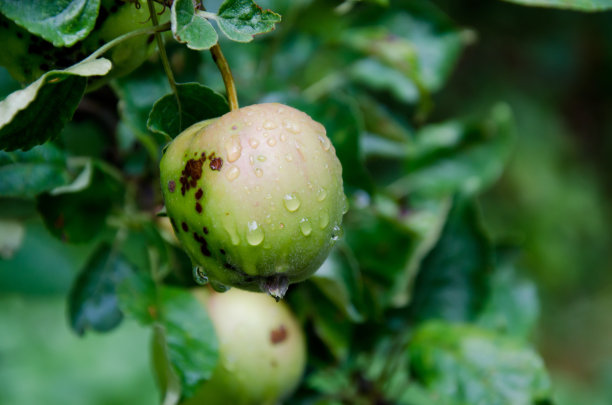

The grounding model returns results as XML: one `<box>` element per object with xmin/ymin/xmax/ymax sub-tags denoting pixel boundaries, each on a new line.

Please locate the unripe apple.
<box><xmin>178</xmin><ymin>288</ymin><xmax>306</xmax><ymax>405</ymax></box>
<box><xmin>159</xmin><ymin>103</ymin><xmax>346</xmax><ymax>298</ymax></box>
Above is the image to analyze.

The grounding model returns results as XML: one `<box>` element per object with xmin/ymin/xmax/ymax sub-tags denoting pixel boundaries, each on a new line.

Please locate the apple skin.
<box><xmin>181</xmin><ymin>288</ymin><xmax>306</xmax><ymax>405</ymax></box>
<box><xmin>159</xmin><ymin>103</ymin><xmax>346</xmax><ymax>298</ymax></box>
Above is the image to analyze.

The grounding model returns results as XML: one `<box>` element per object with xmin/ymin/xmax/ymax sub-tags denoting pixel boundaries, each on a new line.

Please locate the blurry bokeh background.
<box><xmin>1</xmin><ymin>0</ymin><xmax>611</xmax><ymax>404</ymax></box>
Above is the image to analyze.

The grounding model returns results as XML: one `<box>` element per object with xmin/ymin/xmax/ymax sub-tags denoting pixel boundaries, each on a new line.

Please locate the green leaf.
<box><xmin>343</xmin><ymin>195</ymin><xmax>449</xmax><ymax>309</ymax></box>
<box><xmin>159</xmin><ymin>286</ymin><xmax>219</xmax><ymax>400</ymax></box>
<box><xmin>116</xmin><ymin>225</ymin><xmax>172</xmax><ymax>325</ymax></box>
<box><xmin>112</xmin><ymin>63</ymin><xmax>171</xmax><ymax>160</ymax></box>
<box><xmin>151</xmin><ymin>324</ymin><xmax>182</xmax><ymax>405</ymax></box>
<box><xmin>311</xmin><ymin>246</ymin><xmax>364</xmax><ymax>322</ymax></box>
<box><xmin>0</xmin><ymin>0</ymin><xmax>101</xmax><ymax>47</ymax></box>
<box><xmin>0</xmin><ymin>58</ymin><xmax>112</xmax><ymax>151</ymax></box>
<box><xmin>171</xmin><ymin>0</ymin><xmax>218</xmax><ymax>50</ymax></box>
<box><xmin>502</xmin><ymin>0</ymin><xmax>612</xmax><ymax>11</ymax></box>
<box><xmin>382</xmin><ymin>3</ymin><xmax>470</xmax><ymax>93</ymax></box>
<box><xmin>147</xmin><ymin>83</ymin><xmax>229</xmax><ymax>139</ymax></box>
<box><xmin>388</xmin><ymin>103</ymin><xmax>515</xmax><ymax>198</ymax></box>
<box><xmin>0</xmin><ymin>143</ymin><xmax>69</xmax><ymax>198</ymax></box>
<box><xmin>68</xmin><ymin>243</ymin><xmax>135</xmax><ymax>336</ymax></box>
<box><xmin>36</xmin><ymin>159</ymin><xmax>124</xmax><ymax>243</ymax></box>
<box><xmin>0</xmin><ymin>218</ymin><xmax>25</xmax><ymax>259</ymax></box>
<box><xmin>409</xmin><ymin>321</ymin><xmax>552</xmax><ymax>405</ymax></box>
<box><xmin>215</xmin><ymin>0</ymin><xmax>281</xmax><ymax>42</ymax></box>
<box><xmin>0</xmin><ymin>66</ymin><xmax>20</xmax><ymax>99</ymax></box>
<box><xmin>341</xmin><ymin>1</ymin><xmax>469</xmax><ymax>113</ymax></box>
<box><xmin>477</xmin><ymin>260</ymin><xmax>540</xmax><ymax>341</ymax></box>
<box><xmin>311</xmin><ymin>286</ymin><xmax>355</xmax><ymax>360</ymax></box>
<box><xmin>117</xmin><ymin>270</ymin><xmax>158</xmax><ymax>325</ymax></box>
<box><xmin>409</xmin><ymin>198</ymin><xmax>492</xmax><ymax>323</ymax></box>
<box><xmin>350</xmin><ymin>59</ymin><xmax>420</xmax><ymax>104</ymax></box>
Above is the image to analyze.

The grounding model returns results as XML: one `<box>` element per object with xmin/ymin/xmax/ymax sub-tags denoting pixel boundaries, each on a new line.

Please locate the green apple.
<box><xmin>159</xmin><ymin>103</ymin><xmax>347</xmax><ymax>298</ymax></box>
<box><xmin>176</xmin><ymin>288</ymin><xmax>306</xmax><ymax>405</ymax></box>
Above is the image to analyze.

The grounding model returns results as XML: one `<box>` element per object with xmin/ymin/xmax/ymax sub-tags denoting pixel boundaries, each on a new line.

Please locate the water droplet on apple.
<box><xmin>193</xmin><ymin>266</ymin><xmax>209</xmax><ymax>285</ymax></box>
<box><xmin>317</xmin><ymin>187</ymin><xmax>327</xmax><ymax>202</ymax></box>
<box><xmin>299</xmin><ymin>218</ymin><xmax>312</xmax><ymax>236</ymax></box>
<box><xmin>246</xmin><ymin>220</ymin><xmax>264</xmax><ymax>246</ymax></box>
<box><xmin>225</xmin><ymin>166</ymin><xmax>240</xmax><ymax>181</ymax></box>
<box><xmin>283</xmin><ymin>193</ymin><xmax>301</xmax><ymax>212</ymax></box>
<box><xmin>263</xmin><ymin>120</ymin><xmax>277</xmax><ymax>130</ymax></box>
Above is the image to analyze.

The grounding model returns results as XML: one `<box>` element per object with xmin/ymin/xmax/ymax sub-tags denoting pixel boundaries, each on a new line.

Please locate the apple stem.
<box><xmin>198</xmin><ymin>2</ymin><xmax>239</xmax><ymax>111</ymax></box>
<box><xmin>210</xmin><ymin>44</ymin><xmax>239</xmax><ymax>111</ymax></box>
<box><xmin>146</xmin><ymin>0</ymin><xmax>183</xmax><ymax>129</ymax></box>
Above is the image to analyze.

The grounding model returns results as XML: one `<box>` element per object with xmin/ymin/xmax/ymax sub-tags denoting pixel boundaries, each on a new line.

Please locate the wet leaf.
<box><xmin>0</xmin><ymin>58</ymin><xmax>112</xmax><ymax>151</ymax></box>
<box><xmin>171</xmin><ymin>0</ymin><xmax>218</xmax><ymax>50</ymax></box>
<box><xmin>37</xmin><ymin>159</ymin><xmax>124</xmax><ymax>243</ymax></box>
<box><xmin>68</xmin><ymin>244</ymin><xmax>135</xmax><ymax>335</ymax></box>
<box><xmin>215</xmin><ymin>0</ymin><xmax>281</xmax><ymax>42</ymax></box>
<box><xmin>409</xmin><ymin>321</ymin><xmax>552</xmax><ymax>405</ymax></box>
<box><xmin>409</xmin><ymin>198</ymin><xmax>492</xmax><ymax>323</ymax></box>
<box><xmin>158</xmin><ymin>286</ymin><xmax>219</xmax><ymax>399</ymax></box>
<box><xmin>502</xmin><ymin>0</ymin><xmax>612</xmax><ymax>11</ymax></box>
<box><xmin>0</xmin><ymin>0</ymin><xmax>101</xmax><ymax>47</ymax></box>
<box><xmin>147</xmin><ymin>83</ymin><xmax>229</xmax><ymax>139</ymax></box>
<box><xmin>0</xmin><ymin>143</ymin><xmax>69</xmax><ymax>198</ymax></box>
<box><xmin>388</xmin><ymin>104</ymin><xmax>515</xmax><ymax>198</ymax></box>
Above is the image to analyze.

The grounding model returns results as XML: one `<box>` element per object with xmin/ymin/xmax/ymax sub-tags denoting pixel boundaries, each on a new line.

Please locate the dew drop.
<box><xmin>263</xmin><ymin>120</ymin><xmax>277</xmax><ymax>130</ymax></box>
<box><xmin>318</xmin><ymin>135</ymin><xmax>331</xmax><ymax>151</ymax></box>
<box><xmin>319</xmin><ymin>211</ymin><xmax>330</xmax><ymax>229</ymax></box>
<box><xmin>193</xmin><ymin>266</ymin><xmax>209</xmax><ymax>285</ymax></box>
<box><xmin>331</xmin><ymin>225</ymin><xmax>342</xmax><ymax>242</ymax></box>
<box><xmin>283</xmin><ymin>193</ymin><xmax>301</xmax><ymax>212</ymax></box>
<box><xmin>249</xmin><ymin>155</ymin><xmax>255</xmax><ymax>165</ymax></box>
<box><xmin>342</xmin><ymin>196</ymin><xmax>349</xmax><ymax>214</ymax></box>
<box><xmin>299</xmin><ymin>218</ymin><xmax>312</xmax><ymax>236</ymax></box>
<box><xmin>280</xmin><ymin>134</ymin><xmax>287</xmax><ymax>142</ymax></box>
<box><xmin>317</xmin><ymin>187</ymin><xmax>327</xmax><ymax>202</ymax></box>
<box><xmin>255</xmin><ymin>168</ymin><xmax>264</xmax><ymax>177</ymax></box>
<box><xmin>225</xmin><ymin>135</ymin><xmax>242</xmax><ymax>162</ymax></box>
<box><xmin>265</xmin><ymin>193</ymin><xmax>272</xmax><ymax>200</ymax></box>
<box><xmin>225</xmin><ymin>166</ymin><xmax>240</xmax><ymax>181</ymax></box>
<box><xmin>284</xmin><ymin>121</ymin><xmax>301</xmax><ymax>134</ymax></box>
<box><xmin>249</xmin><ymin>138</ymin><xmax>259</xmax><ymax>149</ymax></box>
<box><xmin>267</xmin><ymin>137</ymin><xmax>277</xmax><ymax>147</ymax></box>
<box><xmin>257</xmin><ymin>155</ymin><xmax>267</xmax><ymax>162</ymax></box>
<box><xmin>224</xmin><ymin>221</ymin><xmax>240</xmax><ymax>245</ymax></box>
<box><xmin>210</xmin><ymin>280</ymin><xmax>230</xmax><ymax>292</ymax></box>
<box><xmin>246</xmin><ymin>220</ymin><xmax>264</xmax><ymax>246</ymax></box>
<box><xmin>285</xmin><ymin>154</ymin><xmax>293</xmax><ymax>162</ymax></box>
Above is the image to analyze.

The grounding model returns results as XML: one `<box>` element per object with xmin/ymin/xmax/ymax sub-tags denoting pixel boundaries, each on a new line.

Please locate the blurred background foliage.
<box><xmin>1</xmin><ymin>0</ymin><xmax>611</xmax><ymax>404</ymax></box>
